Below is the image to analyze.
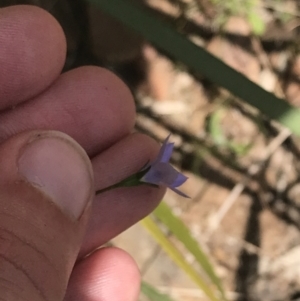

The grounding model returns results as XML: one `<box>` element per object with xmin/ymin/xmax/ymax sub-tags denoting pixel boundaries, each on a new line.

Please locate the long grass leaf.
<box><xmin>141</xmin><ymin>281</ymin><xmax>176</xmax><ymax>301</ymax></box>
<box><xmin>141</xmin><ymin>216</ymin><xmax>220</xmax><ymax>301</ymax></box>
<box><xmin>87</xmin><ymin>0</ymin><xmax>300</xmax><ymax>135</ymax></box>
<box><xmin>154</xmin><ymin>202</ymin><xmax>226</xmax><ymax>300</ymax></box>
<box><xmin>208</xmin><ymin>109</ymin><xmax>226</xmax><ymax>145</ymax></box>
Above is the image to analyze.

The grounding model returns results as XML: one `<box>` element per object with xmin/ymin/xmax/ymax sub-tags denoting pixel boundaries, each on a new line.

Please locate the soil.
<box><xmin>128</xmin><ymin>1</ymin><xmax>300</xmax><ymax>300</ymax></box>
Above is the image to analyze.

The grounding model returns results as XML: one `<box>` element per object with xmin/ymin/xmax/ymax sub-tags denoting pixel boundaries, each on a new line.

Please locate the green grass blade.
<box><xmin>247</xmin><ymin>11</ymin><xmax>266</xmax><ymax>35</ymax></box>
<box><xmin>141</xmin><ymin>216</ymin><xmax>220</xmax><ymax>301</ymax></box>
<box><xmin>207</xmin><ymin>108</ymin><xmax>253</xmax><ymax>155</ymax></box>
<box><xmin>208</xmin><ymin>109</ymin><xmax>226</xmax><ymax>145</ymax></box>
<box><xmin>154</xmin><ymin>202</ymin><xmax>226</xmax><ymax>300</ymax></box>
<box><xmin>87</xmin><ymin>0</ymin><xmax>300</xmax><ymax>135</ymax></box>
<box><xmin>141</xmin><ymin>281</ymin><xmax>175</xmax><ymax>301</ymax></box>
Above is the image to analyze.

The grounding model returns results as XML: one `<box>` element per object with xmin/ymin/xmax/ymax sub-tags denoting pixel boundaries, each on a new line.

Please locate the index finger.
<box><xmin>0</xmin><ymin>5</ymin><xmax>66</xmax><ymax>110</ymax></box>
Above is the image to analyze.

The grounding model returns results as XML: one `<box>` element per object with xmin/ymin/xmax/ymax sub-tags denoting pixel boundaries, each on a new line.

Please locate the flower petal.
<box><xmin>161</xmin><ymin>142</ymin><xmax>174</xmax><ymax>163</ymax></box>
<box><xmin>169</xmin><ymin>187</ymin><xmax>190</xmax><ymax>198</ymax></box>
<box><xmin>155</xmin><ymin>134</ymin><xmax>173</xmax><ymax>163</ymax></box>
<box><xmin>142</xmin><ymin>162</ymin><xmax>178</xmax><ymax>185</ymax></box>
<box><xmin>141</xmin><ymin>166</ymin><xmax>162</xmax><ymax>185</ymax></box>
<box><xmin>171</xmin><ymin>173</ymin><xmax>188</xmax><ymax>188</ymax></box>
<box><xmin>140</xmin><ymin>134</ymin><xmax>189</xmax><ymax>198</ymax></box>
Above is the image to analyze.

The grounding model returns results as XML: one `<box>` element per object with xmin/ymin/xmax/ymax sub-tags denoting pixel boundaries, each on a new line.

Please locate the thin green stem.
<box><xmin>95</xmin><ymin>166</ymin><xmax>155</xmax><ymax>195</ymax></box>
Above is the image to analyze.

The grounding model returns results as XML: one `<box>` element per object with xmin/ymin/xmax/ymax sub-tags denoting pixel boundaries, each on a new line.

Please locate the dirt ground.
<box><xmin>110</xmin><ymin>1</ymin><xmax>300</xmax><ymax>300</ymax></box>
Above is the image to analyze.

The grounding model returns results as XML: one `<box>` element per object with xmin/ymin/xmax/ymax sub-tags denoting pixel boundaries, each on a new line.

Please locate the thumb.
<box><xmin>0</xmin><ymin>130</ymin><xmax>94</xmax><ymax>301</ymax></box>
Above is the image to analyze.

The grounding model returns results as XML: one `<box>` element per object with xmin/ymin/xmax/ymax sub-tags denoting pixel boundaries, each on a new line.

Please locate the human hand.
<box><xmin>0</xmin><ymin>5</ymin><xmax>165</xmax><ymax>301</ymax></box>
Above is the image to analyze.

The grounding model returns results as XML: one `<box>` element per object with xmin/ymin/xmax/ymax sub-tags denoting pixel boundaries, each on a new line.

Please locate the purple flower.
<box><xmin>141</xmin><ymin>135</ymin><xmax>189</xmax><ymax>198</ymax></box>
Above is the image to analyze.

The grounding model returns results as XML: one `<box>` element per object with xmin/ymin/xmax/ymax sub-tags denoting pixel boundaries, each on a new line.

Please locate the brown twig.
<box><xmin>206</xmin><ymin>127</ymin><xmax>291</xmax><ymax>236</ymax></box>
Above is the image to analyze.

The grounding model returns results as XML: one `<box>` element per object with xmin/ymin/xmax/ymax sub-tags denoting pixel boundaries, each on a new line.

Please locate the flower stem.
<box><xmin>95</xmin><ymin>178</ymin><xmax>145</xmax><ymax>195</ymax></box>
<box><xmin>95</xmin><ymin>166</ymin><xmax>152</xmax><ymax>195</ymax></box>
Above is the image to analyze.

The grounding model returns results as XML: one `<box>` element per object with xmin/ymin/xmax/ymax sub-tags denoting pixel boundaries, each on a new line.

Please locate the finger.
<box><xmin>80</xmin><ymin>133</ymin><xmax>165</xmax><ymax>256</ymax></box>
<box><xmin>0</xmin><ymin>5</ymin><xmax>66</xmax><ymax>110</ymax></box>
<box><xmin>0</xmin><ymin>66</ymin><xmax>135</xmax><ymax>156</ymax></box>
<box><xmin>0</xmin><ymin>130</ymin><xmax>94</xmax><ymax>301</ymax></box>
<box><xmin>65</xmin><ymin>247</ymin><xmax>140</xmax><ymax>301</ymax></box>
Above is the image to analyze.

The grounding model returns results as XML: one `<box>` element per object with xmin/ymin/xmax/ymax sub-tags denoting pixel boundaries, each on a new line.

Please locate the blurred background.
<box><xmin>2</xmin><ymin>0</ymin><xmax>300</xmax><ymax>300</ymax></box>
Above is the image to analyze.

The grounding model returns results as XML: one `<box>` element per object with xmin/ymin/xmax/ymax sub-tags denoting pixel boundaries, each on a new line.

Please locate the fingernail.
<box><xmin>18</xmin><ymin>132</ymin><xmax>94</xmax><ymax>220</ymax></box>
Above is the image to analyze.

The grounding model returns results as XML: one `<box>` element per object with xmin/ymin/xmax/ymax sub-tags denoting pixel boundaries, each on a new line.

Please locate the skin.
<box><xmin>0</xmin><ymin>5</ymin><xmax>165</xmax><ymax>301</ymax></box>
